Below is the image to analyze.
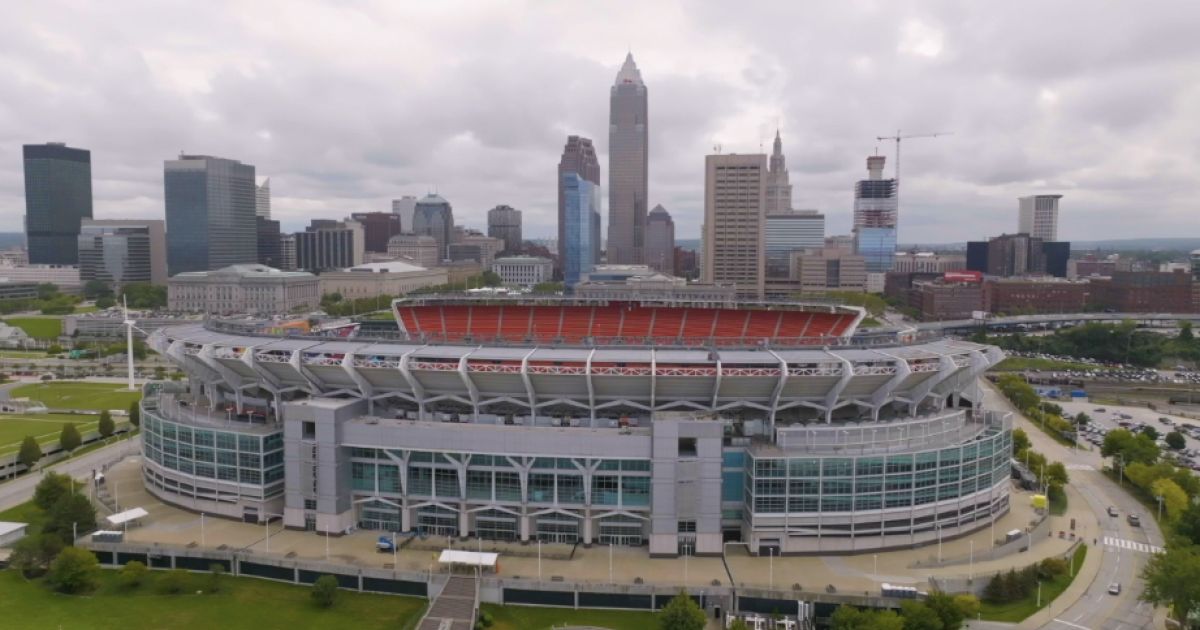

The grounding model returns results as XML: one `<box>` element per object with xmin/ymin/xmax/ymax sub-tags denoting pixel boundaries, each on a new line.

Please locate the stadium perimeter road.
<box><xmin>982</xmin><ymin>383</ymin><xmax>1167</xmax><ymax>630</ymax></box>
<box><xmin>0</xmin><ymin>435</ymin><xmax>140</xmax><ymax>512</ymax></box>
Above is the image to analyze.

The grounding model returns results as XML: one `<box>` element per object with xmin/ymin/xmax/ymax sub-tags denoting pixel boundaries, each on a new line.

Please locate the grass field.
<box><xmin>992</xmin><ymin>357</ymin><xmax>1097</xmax><ymax>372</ymax></box>
<box><xmin>480</xmin><ymin>603</ymin><xmax>662</xmax><ymax>630</ymax></box>
<box><xmin>9</xmin><ymin>381</ymin><xmax>141</xmax><ymax>411</ymax></box>
<box><xmin>979</xmin><ymin>544</ymin><xmax>1088</xmax><ymax>622</ymax></box>
<box><xmin>0</xmin><ymin>569</ymin><xmax>427</xmax><ymax>630</ymax></box>
<box><xmin>1</xmin><ymin>317</ymin><xmax>63</xmax><ymax>340</ymax></box>
<box><xmin>0</xmin><ymin>413</ymin><xmax>98</xmax><ymax>454</ymax></box>
<box><xmin>0</xmin><ymin>350</ymin><xmax>50</xmax><ymax>359</ymax></box>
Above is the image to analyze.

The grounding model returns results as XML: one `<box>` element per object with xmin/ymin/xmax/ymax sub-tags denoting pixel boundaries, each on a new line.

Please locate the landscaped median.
<box><xmin>978</xmin><ymin>544</ymin><xmax>1088</xmax><ymax>622</ymax></box>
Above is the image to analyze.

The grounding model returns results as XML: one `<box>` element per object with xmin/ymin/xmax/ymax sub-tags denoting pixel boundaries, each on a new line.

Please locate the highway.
<box><xmin>982</xmin><ymin>384</ymin><xmax>1165</xmax><ymax>630</ymax></box>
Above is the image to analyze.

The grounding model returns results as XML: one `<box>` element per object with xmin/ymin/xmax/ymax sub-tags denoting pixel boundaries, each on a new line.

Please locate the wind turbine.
<box><xmin>122</xmin><ymin>295</ymin><xmax>143</xmax><ymax>391</ymax></box>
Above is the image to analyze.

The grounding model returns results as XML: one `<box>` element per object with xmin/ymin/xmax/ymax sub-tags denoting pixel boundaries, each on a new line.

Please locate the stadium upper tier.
<box><xmin>391</xmin><ymin>297</ymin><xmax>863</xmax><ymax>347</ymax></box>
<box><xmin>149</xmin><ymin>298</ymin><xmax>1002</xmax><ymax>424</ymax></box>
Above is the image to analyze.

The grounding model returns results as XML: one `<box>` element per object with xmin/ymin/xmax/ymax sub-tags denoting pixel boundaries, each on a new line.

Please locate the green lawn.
<box><xmin>0</xmin><ymin>499</ymin><xmax>46</xmax><ymax>534</ymax></box>
<box><xmin>0</xmin><ymin>350</ymin><xmax>50</xmax><ymax>359</ymax></box>
<box><xmin>1</xmin><ymin>317</ymin><xmax>63</xmax><ymax>340</ymax></box>
<box><xmin>992</xmin><ymin>357</ymin><xmax>1097</xmax><ymax>372</ymax></box>
<box><xmin>0</xmin><ymin>413</ymin><xmax>99</xmax><ymax>454</ymax></box>
<box><xmin>860</xmin><ymin>317</ymin><xmax>883</xmax><ymax>328</ymax></box>
<box><xmin>979</xmin><ymin>545</ymin><xmax>1088</xmax><ymax>622</ymax></box>
<box><xmin>480</xmin><ymin>603</ymin><xmax>662</xmax><ymax>630</ymax></box>
<box><xmin>0</xmin><ymin>569</ymin><xmax>427</xmax><ymax>630</ymax></box>
<box><xmin>10</xmin><ymin>381</ymin><xmax>141</xmax><ymax>411</ymax></box>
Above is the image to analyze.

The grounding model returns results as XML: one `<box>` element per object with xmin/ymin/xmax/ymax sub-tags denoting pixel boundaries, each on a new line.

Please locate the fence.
<box><xmin>929</xmin><ymin>538</ymin><xmax>1084</xmax><ymax>596</ymax></box>
<box><xmin>909</xmin><ymin>511</ymin><xmax>1051</xmax><ymax>569</ymax></box>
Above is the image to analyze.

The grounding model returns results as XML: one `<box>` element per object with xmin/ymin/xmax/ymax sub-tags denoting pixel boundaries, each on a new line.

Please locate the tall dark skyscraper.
<box><xmin>558</xmin><ymin>136</ymin><xmax>601</xmax><ymax>268</ymax></box>
<box><xmin>487</xmin><ymin>205</ymin><xmax>523</xmax><ymax>255</ymax></box>
<box><xmin>607</xmin><ymin>53</ymin><xmax>648</xmax><ymax>265</ymax></box>
<box><xmin>23</xmin><ymin>142</ymin><xmax>93</xmax><ymax>265</ymax></box>
<box><xmin>164</xmin><ymin>154</ymin><xmax>257</xmax><ymax>275</ymax></box>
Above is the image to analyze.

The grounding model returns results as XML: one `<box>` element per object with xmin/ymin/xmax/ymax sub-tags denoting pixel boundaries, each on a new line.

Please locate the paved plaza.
<box><xmin>100</xmin><ymin>457</ymin><xmax>1084</xmax><ymax>594</ymax></box>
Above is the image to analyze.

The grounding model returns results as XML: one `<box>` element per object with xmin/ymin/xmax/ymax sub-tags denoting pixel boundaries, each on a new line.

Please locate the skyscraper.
<box><xmin>853</xmin><ymin>155</ymin><xmax>898</xmax><ymax>273</ymax></box>
<box><xmin>703</xmin><ymin>153</ymin><xmax>767</xmax><ymax>299</ymax></box>
<box><xmin>558</xmin><ymin>136</ymin><xmax>601</xmax><ymax>268</ymax></box>
<box><xmin>561</xmin><ymin>172</ymin><xmax>599</xmax><ymax>287</ymax></box>
<box><xmin>644</xmin><ymin>204</ymin><xmax>675</xmax><ymax>275</ymax></box>
<box><xmin>350</xmin><ymin>212</ymin><xmax>404</xmax><ymax>253</ymax></box>
<box><xmin>765</xmin><ymin>130</ymin><xmax>793</xmax><ymax>214</ymax></box>
<box><xmin>23</xmin><ymin>142</ymin><xmax>93</xmax><ymax>265</ymax></box>
<box><xmin>256</xmin><ymin>217</ymin><xmax>282</xmax><ymax>269</ymax></box>
<box><xmin>392</xmin><ymin>195</ymin><xmax>417</xmax><ymax>232</ymax></box>
<box><xmin>412</xmin><ymin>194</ymin><xmax>454</xmax><ymax>261</ymax></box>
<box><xmin>765</xmin><ymin>209</ymin><xmax>825</xmax><ymax>278</ymax></box>
<box><xmin>487</xmin><ymin>205</ymin><xmax>523</xmax><ymax>255</ymax></box>
<box><xmin>256</xmin><ymin>178</ymin><xmax>271</xmax><ymax>218</ymax></box>
<box><xmin>607</xmin><ymin>53</ymin><xmax>648</xmax><ymax>265</ymax></box>
<box><xmin>164</xmin><ymin>154</ymin><xmax>257</xmax><ymax>275</ymax></box>
<box><xmin>1018</xmin><ymin>194</ymin><xmax>1063</xmax><ymax>242</ymax></box>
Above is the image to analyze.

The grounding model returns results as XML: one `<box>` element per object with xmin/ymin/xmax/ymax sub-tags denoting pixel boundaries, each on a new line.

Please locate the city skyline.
<box><xmin>2</xmin><ymin>2</ymin><xmax>1198</xmax><ymax>245</ymax></box>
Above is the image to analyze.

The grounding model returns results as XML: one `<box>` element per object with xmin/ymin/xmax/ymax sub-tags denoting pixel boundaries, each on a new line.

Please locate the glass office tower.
<box><xmin>23</xmin><ymin>143</ymin><xmax>93</xmax><ymax>265</ymax></box>
<box><xmin>562</xmin><ymin>173</ymin><xmax>599</xmax><ymax>287</ymax></box>
<box><xmin>164</xmin><ymin>155</ymin><xmax>257</xmax><ymax>275</ymax></box>
<box><xmin>855</xmin><ymin>227</ymin><xmax>898</xmax><ymax>274</ymax></box>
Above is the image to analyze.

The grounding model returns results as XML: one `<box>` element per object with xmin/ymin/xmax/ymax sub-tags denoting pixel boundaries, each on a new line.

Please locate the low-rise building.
<box><xmin>575</xmin><ymin>265</ymin><xmax>736</xmax><ymax>302</ymax></box>
<box><xmin>912</xmin><ymin>277</ymin><xmax>983</xmax><ymax>321</ymax></box>
<box><xmin>168</xmin><ymin>264</ymin><xmax>319</xmax><ymax>315</ymax></box>
<box><xmin>788</xmin><ymin>247</ymin><xmax>867</xmax><ymax>295</ymax></box>
<box><xmin>0</xmin><ymin>264</ymin><xmax>81</xmax><ymax>293</ymax></box>
<box><xmin>317</xmin><ymin>261</ymin><xmax>448</xmax><ymax>300</ymax></box>
<box><xmin>491</xmin><ymin>256</ymin><xmax>553</xmax><ymax>287</ymax></box>
<box><xmin>0</xmin><ymin>322</ymin><xmax>31</xmax><ymax>348</ymax></box>
<box><xmin>892</xmin><ymin>252</ymin><xmax>967</xmax><ymax>274</ymax></box>
<box><xmin>0</xmin><ymin>281</ymin><xmax>39</xmax><ymax>301</ymax></box>
<box><xmin>983</xmin><ymin>277</ymin><xmax>1090</xmax><ymax>315</ymax></box>
<box><xmin>1089</xmin><ymin>271</ymin><xmax>1195</xmax><ymax>313</ymax></box>
<box><xmin>387</xmin><ymin>234</ymin><xmax>439</xmax><ymax>269</ymax></box>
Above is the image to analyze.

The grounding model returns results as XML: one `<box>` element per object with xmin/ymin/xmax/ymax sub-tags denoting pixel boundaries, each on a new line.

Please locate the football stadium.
<box><xmin>142</xmin><ymin>296</ymin><xmax>1010</xmax><ymax>556</ymax></box>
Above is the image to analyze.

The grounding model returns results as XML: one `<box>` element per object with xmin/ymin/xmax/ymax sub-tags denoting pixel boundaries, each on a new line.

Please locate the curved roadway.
<box><xmin>981</xmin><ymin>384</ymin><xmax>1164</xmax><ymax>630</ymax></box>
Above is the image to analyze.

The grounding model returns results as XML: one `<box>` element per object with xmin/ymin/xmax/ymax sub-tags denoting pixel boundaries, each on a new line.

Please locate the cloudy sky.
<box><xmin>2</xmin><ymin>1</ymin><xmax>1198</xmax><ymax>245</ymax></box>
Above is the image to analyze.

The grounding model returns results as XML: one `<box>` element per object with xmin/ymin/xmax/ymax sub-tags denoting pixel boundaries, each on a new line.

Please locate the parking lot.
<box><xmin>1059</xmin><ymin>398</ymin><xmax>1200</xmax><ymax>472</ymax></box>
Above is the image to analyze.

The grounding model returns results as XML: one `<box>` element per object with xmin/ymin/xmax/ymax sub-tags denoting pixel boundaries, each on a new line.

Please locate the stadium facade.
<box><xmin>142</xmin><ymin>297</ymin><xmax>1009</xmax><ymax>557</ymax></box>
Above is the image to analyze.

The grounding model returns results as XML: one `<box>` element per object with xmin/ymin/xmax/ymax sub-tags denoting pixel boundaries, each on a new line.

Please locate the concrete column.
<box><xmin>582</xmin><ymin>510</ymin><xmax>593</xmax><ymax>545</ymax></box>
<box><xmin>519</xmin><ymin>513</ymin><xmax>531</xmax><ymax>542</ymax></box>
<box><xmin>459</xmin><ymin>506</ymin><xmax>469</xmax><ymax>538</ymax></box>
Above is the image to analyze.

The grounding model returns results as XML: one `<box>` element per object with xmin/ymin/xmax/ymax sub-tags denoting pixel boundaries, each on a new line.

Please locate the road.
<box><xmin>983</xmin><ymin>384</ymin><xmax>1165</xmax><ymax>630</ymax></box>
<box><xmin>0</xmin><ymin>434</ymin><xmax>141</xmax><ymax>513</ymax></box>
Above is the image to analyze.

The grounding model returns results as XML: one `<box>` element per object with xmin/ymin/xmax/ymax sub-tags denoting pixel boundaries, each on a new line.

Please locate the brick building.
<box><xmin>983</xmin><ymin>278</ymin><xmax>1089</xmax><ymax>315</ymax></box>
<box><xmin>1089</xmin><ymin>271</ymin><xmax>1195</xmax><ymax>313</ymax></box>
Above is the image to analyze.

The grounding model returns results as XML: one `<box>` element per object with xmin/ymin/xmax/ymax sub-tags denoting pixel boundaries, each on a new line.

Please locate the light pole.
<box><xmin>200</xmin><ymin>513</ymin><xmax>205</xmax><ymax>547</ymax></box>
<box><xmin>969</xmin><ymin>540</ymin><xmax>974</xmax><ymax>581</ymax></box>
<box><xmin>265</xmin><ymin>517</ymin><xmax>270</xmax><ymax>553</ymax></box>
<box><xmin>1157</xmin><ymin>495</ymin><xmax>1164</xmax><ymax>521</ymax></box>
<box><xmin>608</xmin><ymin>542</ymin><xmax>613</xmax><ymax>584</ymax></box>
<box><xmin>538</xmin><ymin>540</ymin><xmax>543</xmax><ymax>581</ymax></box>
<box><xmin>392</xmin><ymin>531</ymin><xmax>397</xmax><ymax>568</ymax></box>
<box><xmin>769</xmin><ymin>547</ymin><xmax>775</xmax><ymax>590</ymax></box>
<box><xmin>937</xmin><ymin>525</ymin><xmax>943</xmax><ymax>563</ymax></box>
<box><xmin>873</xmin><ymin>554</ymin><xmax>877</xmax><ymax>579</ymax></box>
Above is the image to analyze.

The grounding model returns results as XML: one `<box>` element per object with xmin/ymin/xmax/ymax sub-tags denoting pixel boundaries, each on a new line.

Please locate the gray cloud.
<box><xmin>0</xmin><ymin>0</ymin><xmax>1197</xmax><ymax>244</ymax></box>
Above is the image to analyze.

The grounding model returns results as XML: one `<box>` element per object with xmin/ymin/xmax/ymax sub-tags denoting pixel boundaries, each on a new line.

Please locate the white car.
<box><xmin>1108</xmin><ymin>582</ymin><xmax>1121</xmax><ymax>595</ymax></box>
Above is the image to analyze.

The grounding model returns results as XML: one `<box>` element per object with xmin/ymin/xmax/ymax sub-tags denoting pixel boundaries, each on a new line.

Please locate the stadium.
<box><xmin>142</xmin><ymin>296</ymin><xmax>1010</xmax><ymax>556</ymax></box>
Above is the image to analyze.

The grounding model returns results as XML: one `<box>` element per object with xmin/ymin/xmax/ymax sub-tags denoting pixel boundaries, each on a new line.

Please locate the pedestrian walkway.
<box><xmin>418</xmin><ymin>575</ymin><xmax>477</xmax><ymax>630</ymax></box>
<box><xmin>1065</xmin><ymin>464</ymin><xmax>1094</xmax><ymax>471</ymax></box>
<box><xmin>1103</xmin><ymin>536</ymin><xmax>1162</xmax><ymax>555</ymax></box>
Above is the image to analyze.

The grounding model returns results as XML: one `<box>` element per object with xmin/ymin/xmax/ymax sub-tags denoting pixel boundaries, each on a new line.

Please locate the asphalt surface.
<box><xmin>0</xmin><ymin>435</ymin><xmax>141</xmax><ymax>513</ymax></box>
<box><xmin>984</xmin><ymin>386</ymin><xmax>1166</xmax><ymax>630</ymax></box>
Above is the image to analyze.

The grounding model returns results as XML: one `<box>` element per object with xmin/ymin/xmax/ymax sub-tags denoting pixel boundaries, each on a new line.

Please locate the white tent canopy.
<box><xmin>106</xmin><ymin>507</ymin><xmax>148</xmax><ymax>526</ymax></box>
<box><xmin>438</xmin><ymin>549</ymin><xmax>498</xmax><ymax>568</ymax></box>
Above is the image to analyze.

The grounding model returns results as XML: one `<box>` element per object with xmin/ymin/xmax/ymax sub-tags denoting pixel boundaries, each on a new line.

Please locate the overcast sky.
<box><xmin>3</xmin><ymin>1</ymin><xmax>1198</xmax><ymax>245</ymax></box>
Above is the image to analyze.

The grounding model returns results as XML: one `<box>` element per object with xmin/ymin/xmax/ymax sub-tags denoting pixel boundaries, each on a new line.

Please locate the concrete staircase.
<box><xmin>417</xmin><ymin>575</ymin><xmax>478</xmax><ymax>630</ymax></box>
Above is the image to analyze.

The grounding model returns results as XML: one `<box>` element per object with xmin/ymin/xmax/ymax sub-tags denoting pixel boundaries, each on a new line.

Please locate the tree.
<box><xmin>658</xmin><ymin>592</ymin><xmax>706</xmax><ymax>630</ymax></box>
<box><xmin>1102</xmin><ymin>429</ymin><xmax>1159</xmax><ymax>465</ymax></box>
<box><xmin>312</xmin><ymin>574</ymin><xmax>340</xmax><ymax>608</ymax></box>
<box><xmin>952</xmin><ymin>594</ymin><xmax>980</xmax><ymax>621</ymax></box>
<box><xmin>1176</xmin><ymin>501</ymin><xmax>1200</xmax><ymax>545</ymax></box>
<box><xmin>899</xmin><ymin>600</ymin><xmax>944</xmax><ymax>630</ymax></box>
<box><xmin>95</xmin><ymin>296</ymin><xmax>116</xmax><ymax>310</ymax></box>
<box><xmin>33</xmin><ymin>471</ymin><xmax>74</xmax><ymax>511</ymax></box>
<box><xmin>1044</xmin><ymin>462</ymin><xmax>1069</xmax><ymax>488</ymax></box>
<box><xmin>1152</xmin><ymin>478</ymin><xmax>1189</xmax><ymax>521</ymax></box>
<box><xmin>128</xmin><ymin>400</ymin><xmax>141</xmax><ymax>428</ymax></box>
<box><xmin>83</xmin><ymin>279</ymin><xmax>113</xmax><ymax>300</ymax></box>
<box><xmin>1074</xmin><ymin>412</ymin><xmax>1091</xmax><ymax>426</ymax></box>
<box><xmin>830</xmin><ymin>605</ymin><xmax>905</xmax><ymax>630</ymax></box>
<box><xmin>1141</xmin><ymin>544</ymin><xmax>1200</xmax><ymax>625</ymax></box>
<box><xmin>119</xmin><ymin>560</ymin><xmax>149</xmax><ymax>589</ymax></box>
<box><xmin>59</xmin><ymin>423</ymin><xmax>82</xmax><ymax>451</ymax></box>
<box><xmin>43</xmin><ymin>493</ymin><xmax>96</xmax><ymax>544</ymax></box>
<box><xmin>1012</xmin><ymin>428</ymin><xmax>1031</xmax><ymax>456</ymax></box>
<box><xmin>48</xmin><ymin>546</ymin><xmax>100</xmax><ymax>593</ymax></box>
<box><xmin>17</xmin><ymin>435</ymin><xmax>42</xmax><ymax>470</ymax></box>
<box><xmin>1166</xmin><ymin>431</ymin><xmax>1186</xmax><ymax>451</ymax></box>
<box><xmin>158</xmin><ymin>568</ymin><xmax>190</xmax><ymax>594</ymax></box>
<box><xmin>98</xmin><ymin>409</ymin><xmax>115</xmax><ymax>438</ymax></box>
<box><xmin>1180</xmin><ymin>321</ymin><xmax>1194</xmax><ymax>343</ymax></box>
<box><xmin>8</xmin><ymin>533</ymin><xmax>64</xmax><ymax>577</ymax></box>
<box><xmin>1142</xmin><ymin>425</ymin><xmax>1160</xmax><ymax>441</ymax></box>
<box><xmin>924</xmin><ymin>591</ymin><xmax>972</xmax><ymax>630</ymax></box>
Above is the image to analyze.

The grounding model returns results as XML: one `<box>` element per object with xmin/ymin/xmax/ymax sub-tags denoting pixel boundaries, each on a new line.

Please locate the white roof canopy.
<box><xmin>438</xmin><ymin>549</ymin><xmax>498</xmax><ymax>568</ymax></box>
<box><xmin>106</xmin><ymin>507</ymin><xmax>148</xmax><ymax>526</ymax></box>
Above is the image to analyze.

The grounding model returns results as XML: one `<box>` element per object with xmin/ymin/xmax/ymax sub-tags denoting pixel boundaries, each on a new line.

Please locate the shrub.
<box><xmin>128</xmin><ymin>400</ymin><xmax>141</xmax><ymax>427</ymax></box>
<box><xmin>9</xmin><ymin>533</ymin><xmax>64</xmax><ymax>577</ymax></box>
<box><xmin>158</xmin><ymin>568</ymin><xmax>190</xmax><ymax>594</ymax></box>
<box><xmin>119</xmin><ymin>560</ymin><xmax>149</xmax><ymax>589</ymax></box>
<box><xmin>48</xmin><ymin>547</ymin><xmax>100</xmax><ymax>593</ymax></box>
<box><xmin>312</xmin><ymin>574</ymin><xmax>339</xmax><ymax>608</ymax></box>
<box><xmin>1039</xmin><ymin>557</ymin><xmax>1068</xmax><ymax>578</ymax></box>
<box><xmin>658</xmin><ymin>591</ymin><xmax>706</xmax><ymax>630</ymax></box>
<box><xmin>206</xmin><ymin>563</ymin><xmax>226</xmax><ymax>593</ymax></box>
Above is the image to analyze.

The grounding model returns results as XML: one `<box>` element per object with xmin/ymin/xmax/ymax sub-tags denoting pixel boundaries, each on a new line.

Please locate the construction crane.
<box><xmin>875</xmin><ymin>130</ymin><xmax>952</xmax><ymax>225</ymax></box>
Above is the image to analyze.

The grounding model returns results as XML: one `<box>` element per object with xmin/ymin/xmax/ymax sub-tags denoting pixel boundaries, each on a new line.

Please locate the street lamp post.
<box><xmin>769</xmin><ymin>547</ymin><xmax>775</xmax><ymax>590</ymax></box>
<box><xmin>200</xmin><ymin>513</ymin><xmax>205</xmax><ymax>547</ymax></box>
<box><xmin>969</xmin><ymin>540</ymin><xmax>974</xmax><ymax>581</ymax></box>
<box><xmin>1157</xmin><ymin>495</ymin><xmax>1164</xmax><ymax>521</ymax></box>
<box><xmin>937</xmin><ymin>525</ymin><xmax>943</xmax><ymax>563</ymax></box>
